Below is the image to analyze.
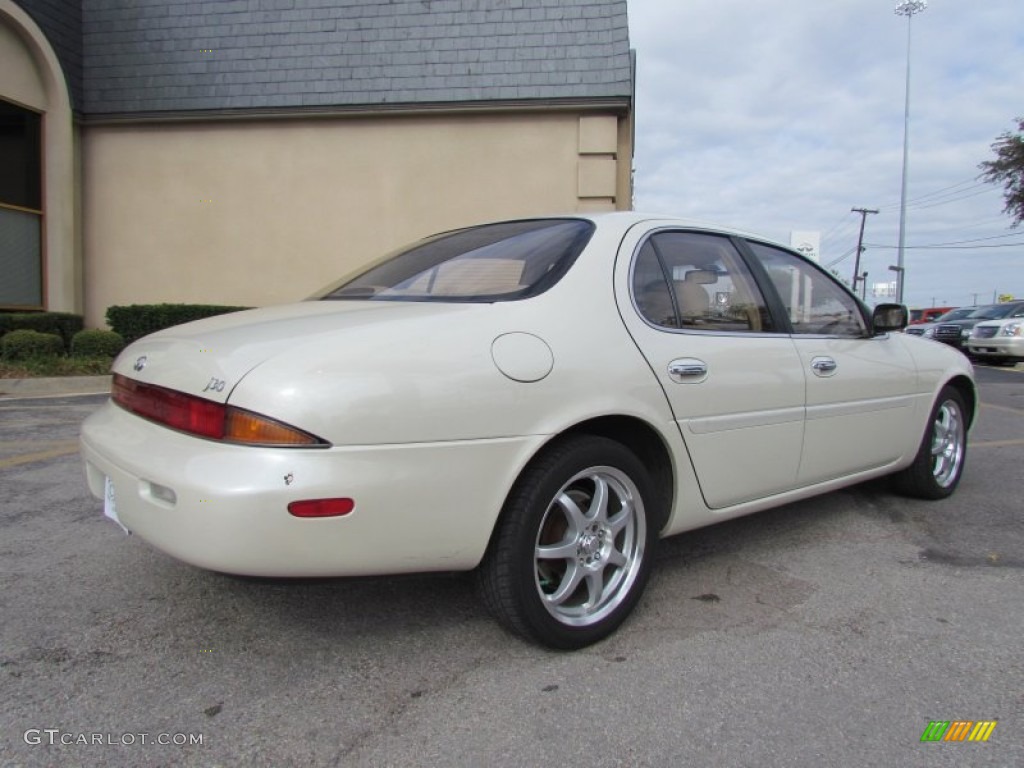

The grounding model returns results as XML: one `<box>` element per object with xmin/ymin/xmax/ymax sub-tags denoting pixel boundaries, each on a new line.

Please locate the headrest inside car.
<box><xmin>683</xmin><ymin>269</ymin><xmax>718</xmax><ymax>285</ymax></box>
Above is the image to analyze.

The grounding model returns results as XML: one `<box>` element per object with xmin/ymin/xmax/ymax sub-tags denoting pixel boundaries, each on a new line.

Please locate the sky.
<box><xmin>627</xmin><ymin>0</ymin><xmax>1024</xmax><ymax>309</ymax></box>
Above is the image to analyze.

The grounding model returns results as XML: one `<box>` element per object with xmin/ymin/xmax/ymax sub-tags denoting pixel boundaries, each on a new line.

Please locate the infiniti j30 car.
<box><xmin>81</xmin><ymin>213</ymin><xmax>975</xmax><ymax>649</ymax></box>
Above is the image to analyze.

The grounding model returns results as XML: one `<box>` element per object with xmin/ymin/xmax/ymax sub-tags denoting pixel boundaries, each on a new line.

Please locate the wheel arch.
<box><xmin>475</xmin><ymin>415</ymin><xmax>675</xmax><ymax>647</ymax></box>
<box><xmin>555</xmin><ymin>415</ymin><xmax>675</xmax><ymax>532</ymax></box>
<box><xmin>943</xmin><ymin>374</ymin><xmax>978</xmax><ymax>429</ymax></box>
<box><xmin>488</xmin><ymin>414</ymin><xmax>676</xmax><ymax>546</ymax></box>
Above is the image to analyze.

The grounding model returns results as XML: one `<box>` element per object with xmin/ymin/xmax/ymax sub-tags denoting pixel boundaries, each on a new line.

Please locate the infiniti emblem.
<box><xmin>133</xmin><ymin>356</ymin><xmax>147</xmax><ymax>372</ymax></box>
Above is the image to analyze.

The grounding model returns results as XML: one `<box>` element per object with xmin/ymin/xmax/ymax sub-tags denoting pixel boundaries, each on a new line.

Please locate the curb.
<box><xmin>0</xmin><ymin>375</ymin><xmax>111</xmax><ymax>399</ymax></box>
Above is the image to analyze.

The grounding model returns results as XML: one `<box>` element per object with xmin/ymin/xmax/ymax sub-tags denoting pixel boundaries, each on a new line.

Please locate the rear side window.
<box><xmin>318</xmin><ymin>219</ymin><xmax>595</xmax><ymax>302</ymax></box>
<box><xmin>631</xmin><ymin>231</ymin><xmax>775</xmax><ymax>332</ymax></box>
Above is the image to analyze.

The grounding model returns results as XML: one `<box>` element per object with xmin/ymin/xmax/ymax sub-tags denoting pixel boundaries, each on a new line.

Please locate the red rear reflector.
<box><xmin>288</xmin><ymin>498</ymin><xmax>355</xmax><ymax>518</ymax></box>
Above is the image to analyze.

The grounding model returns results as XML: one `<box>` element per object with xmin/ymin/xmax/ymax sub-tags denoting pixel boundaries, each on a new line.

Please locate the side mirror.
<box><xmin>872</xmin><ymin>303</ymin><xmax>908</xmax><ymax>334</ymax></box>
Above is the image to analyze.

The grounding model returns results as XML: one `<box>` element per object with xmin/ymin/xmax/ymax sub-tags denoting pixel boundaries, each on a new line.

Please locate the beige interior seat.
<box><xmin>675</xmin><ymin>273</ymin><xmax>711</xmax><ymax>323</ymax></box>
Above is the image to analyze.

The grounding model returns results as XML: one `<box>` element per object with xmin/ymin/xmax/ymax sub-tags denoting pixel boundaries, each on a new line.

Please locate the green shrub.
<box><xmin>71</xmin><ymin>329</ymin><xmax>126</xmax><ymax>358</ymax></box>
<box><xmin>0</xmin><ymin>312</ymin><xmax>83</xmax><ymax>351</ymax></box>
<box><xmin>0</xmin><ymin>330</ymin><xmax>66</xmax><ymax>360</ymax></box>
<box><xmin>106</xmin><ymin>304</ymin><xmax>250</xmax><ymax>344</ymax></box>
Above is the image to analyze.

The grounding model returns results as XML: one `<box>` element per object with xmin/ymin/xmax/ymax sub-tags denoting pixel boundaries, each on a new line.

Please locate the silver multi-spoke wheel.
<box><xmin>534</xmin><ymin>467</ymin><xmax>646</xmax><ymax>627</ymax></box>
<box><xmin>930</xmin><ymin>398</ymin><xmax>965</xmax><ymax>488</ymax></box>
<box><xmin>477</xmin><ymin>435</ymin><xmax>659</xmax><ymax>649</ymax></box>
<box><xmin>894</xmin><ymin>385</ymin><xmax>970</xmax><ymax>500</ymax></box>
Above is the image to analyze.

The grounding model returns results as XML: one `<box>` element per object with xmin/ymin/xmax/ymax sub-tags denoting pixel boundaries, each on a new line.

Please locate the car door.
<box><xmin>743</xmin><ymin>241</ymin><xmax>919</xmax><ymax>485</ymax></box>
<box><xmin>616</xmin><ymin>226</ymin><xmax>807</xmax><ymax>510</ymax></box>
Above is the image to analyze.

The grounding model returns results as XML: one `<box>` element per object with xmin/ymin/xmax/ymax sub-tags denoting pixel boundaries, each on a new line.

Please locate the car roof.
<box><xmin>578</xmin><ymin>211</ymin><xmax>793</xmax><ymax>250</ymax></box>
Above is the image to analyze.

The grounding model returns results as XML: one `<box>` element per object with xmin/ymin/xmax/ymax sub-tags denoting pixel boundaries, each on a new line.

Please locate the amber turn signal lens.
<box><xmin>224</xmin><ymin>408</ymin><xmax>325</xmax><ymax>446</ymax></box>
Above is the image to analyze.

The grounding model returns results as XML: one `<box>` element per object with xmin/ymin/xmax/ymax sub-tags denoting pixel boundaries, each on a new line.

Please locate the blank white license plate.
<box><xmin>103</xmin><ymin>476</ymin><xmax>129</xmax><ymax>534</ymax></box>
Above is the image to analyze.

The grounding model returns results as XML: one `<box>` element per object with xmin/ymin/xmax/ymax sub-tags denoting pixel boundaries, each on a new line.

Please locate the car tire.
<box><xmin>477</xmin><ymin>435</ymin><xmax>658</xmax><ymax>649</ymax></box>
<box><xmin>892</xmin><ymin>385</ymin><xmax>968</xmax><ymax>500</ymax></box>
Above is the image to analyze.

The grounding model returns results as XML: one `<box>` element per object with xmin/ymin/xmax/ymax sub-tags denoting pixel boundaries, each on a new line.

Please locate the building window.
<box><xmin>0</xmin><ymin>99</ymin><xmax>43</xmax><ymax>309</ymax></box>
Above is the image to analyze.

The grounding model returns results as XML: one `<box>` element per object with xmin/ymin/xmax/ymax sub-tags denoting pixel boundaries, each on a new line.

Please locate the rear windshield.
<box><xmin>318</xmin><ymin>219</ymin><xmax>595</xmax><ymax>303</ymax></box>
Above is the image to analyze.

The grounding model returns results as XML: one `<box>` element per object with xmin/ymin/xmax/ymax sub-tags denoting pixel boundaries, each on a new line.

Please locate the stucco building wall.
<box><xmin>82</xmin><ymin>111</ymin><xmax>629</xmax><ymax>326</ymax></box>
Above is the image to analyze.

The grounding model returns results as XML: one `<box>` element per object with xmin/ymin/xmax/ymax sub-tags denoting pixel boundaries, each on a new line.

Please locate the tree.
<box><xmin>978</xmin><ymin>117</ymin><xmax>1024</xmax><ymax>227</ymax></box>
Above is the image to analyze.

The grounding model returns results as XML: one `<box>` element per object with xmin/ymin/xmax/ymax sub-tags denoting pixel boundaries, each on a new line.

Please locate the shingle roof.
<box><xmin>79</xmin><ymin>0</ymin><xmax>632</xmax><ymax>116</ymax></box>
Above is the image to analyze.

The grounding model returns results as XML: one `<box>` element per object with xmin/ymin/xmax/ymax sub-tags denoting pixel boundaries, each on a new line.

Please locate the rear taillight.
<box><xmin>113</xmin><ymin>374</ymin><xmax>225</xmax><ymax>439</ymax></box>
<box><xmin>112</xmin><ymin>374</ymin><xmax>326</xmax><ymax>447</ymax></box>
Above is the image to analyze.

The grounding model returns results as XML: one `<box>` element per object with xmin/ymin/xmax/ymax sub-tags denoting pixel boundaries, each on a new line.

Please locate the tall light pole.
<box><xmin>894</xmin><ymin>0</ymin><xmax>927</xmax><ymax>305</ymax></box>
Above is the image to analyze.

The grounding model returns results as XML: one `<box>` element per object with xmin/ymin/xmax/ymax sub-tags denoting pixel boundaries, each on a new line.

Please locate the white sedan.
<box><xmin>81</xmin><ymin>213</ymin><xmax>975</xmax><ymax>648</ymax></box>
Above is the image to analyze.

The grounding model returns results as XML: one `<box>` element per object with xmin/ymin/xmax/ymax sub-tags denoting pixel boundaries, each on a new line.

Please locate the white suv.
<box><xmin>966</xmin><ymin>301</ymin><xmax>1024</xmax><ymax>366</ymax></box>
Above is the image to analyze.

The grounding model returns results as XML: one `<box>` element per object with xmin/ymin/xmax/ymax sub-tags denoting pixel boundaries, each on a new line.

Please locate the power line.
<box><xmin>821</xmin><ymin>211</ymin><xmax>857</xmax><ymax>241</ymax></box>
<box><xmin>908</xmin><ymin>232</ymin><xmax>1022</xmax><ymax>246</ymax></box>
<box><xmin>909</xmin><ymin>187</ymin><xmax>999</xmax><ymax>211</ymax></box>
<box><xmin>876</xmin><ymin>178</ymin><xmax>987</xmax><ymax>210</ymax></box>
<box><xmin>822</xmin><ymin>219</ymin><xmax>862</xmax><ymax>250</ymax></box>
<box><xmin>877</xmin><ymin>184</ymin><xmax>997</xmax><ymax>213</ymax></box>
<box><xmin>905</xmin><ymin>177</ymin><xmax>982</xmax><ymax>201</ymax></box>
<box><xmin>824</xmin><ymin>246</ymin><xmax>857</xmax><ymax>268</ymax></box>
<box><xmin>864</xmin><ymin>241</ymin><xmax>1024</xmax><ymax>250</ymax></box>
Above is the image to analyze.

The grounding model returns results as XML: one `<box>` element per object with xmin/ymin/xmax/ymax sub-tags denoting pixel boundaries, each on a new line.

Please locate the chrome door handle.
<box><xmin>811</xmin><ymin>356</ymin><xmax>837</xmax><ymax>376</ymax></box>
<box><xmin>667</xmin><ymin>358</ymin><xmax>708</xmax><ymax>383</ymax></box>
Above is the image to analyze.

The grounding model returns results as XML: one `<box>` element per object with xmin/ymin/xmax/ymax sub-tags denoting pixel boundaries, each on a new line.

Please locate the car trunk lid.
<box><xmin>110</xmin><ymin>301</ymin><xmax>474</xmax><ymax>403</ymax></box>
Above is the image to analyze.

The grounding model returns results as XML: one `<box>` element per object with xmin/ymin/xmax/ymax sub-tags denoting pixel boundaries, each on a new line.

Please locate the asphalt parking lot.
<box><xmin>1</xmin><ymin>366</ymin><xmax>1022</xmax><ymax>768</ymax></box>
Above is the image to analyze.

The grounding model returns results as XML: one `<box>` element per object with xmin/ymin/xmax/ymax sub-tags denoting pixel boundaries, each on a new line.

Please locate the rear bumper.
<box><xmin>81</xmin><ymin>402</ymin><xmax>541</xmax><ymax>577</ymax></box>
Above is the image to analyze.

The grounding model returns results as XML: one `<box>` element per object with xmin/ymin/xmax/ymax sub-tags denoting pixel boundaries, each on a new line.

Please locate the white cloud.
<box><xmin>628</xmin><ymin>0</ymin><xmax>1024</xmax><ymax>306</ymax></box>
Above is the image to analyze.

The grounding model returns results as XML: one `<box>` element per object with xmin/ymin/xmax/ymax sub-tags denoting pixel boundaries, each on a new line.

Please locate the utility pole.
<box><xmin>851</xmin><ymin>207</ymin><xmax>879</xmax><ymax>294</ymax></box>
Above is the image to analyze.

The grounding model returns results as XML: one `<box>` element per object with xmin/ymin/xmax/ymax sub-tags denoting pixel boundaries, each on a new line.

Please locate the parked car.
<box><xmin>966</xmin><ymin>304</ymin><xmax>1024</xmax><ymax>366</ymax></box>
<box><xmin>904</xmin><ymin>306</ymin><xmax>977</xmax><ymax>337</ymax></box>
<box><xmin>81</xmin><ymin>213</ymin><xmax>976</xmax><ymax>649</ymax></box>
<box><xmin>908</xmin><ymin>306</ymin><xmax>955</xmax><ymax>325</ymax></box>
<box><xmin>913</xmin><ymin>302</ymin><xmax>1024</xmax><ymax>352</ymax></box>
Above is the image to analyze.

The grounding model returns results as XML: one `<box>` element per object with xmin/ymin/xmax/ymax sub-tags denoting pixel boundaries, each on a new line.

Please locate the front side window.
<box><xmin>747</xmin><ymin>241</ymin><xmax>867</xmax><ymax>337</ymax></box>
<box><xmin>318</xmin><ymin>219</ymin><xmax>594</xmax><ymax>302</ymax></box>
<box><xmin>631</xmin><ymin>231</ymin><xmax>774</xmax><ymax>332</ymax></box>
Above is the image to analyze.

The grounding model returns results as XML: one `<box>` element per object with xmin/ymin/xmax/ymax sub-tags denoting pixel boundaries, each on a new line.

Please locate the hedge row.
<box><xmin>0</xmin><ymin>312</ymin><xmax>83</xmax><ymax>351</ymax></box>
<box><xmin>71</xmin><ymin>329</ymin><xmax>126</xmax><ymax>358</ymax></box>
<box><xmin>1</xmin><ymin>330</ymin><xmax>66</xmax><ymax>360</ymax></box>
<box><xmin>0</xmin><ymin>329</ymin><xmax>126</xmax><ymax>361</ymax></box>
<box><xmin>0</xmin><ymin>304</ymin><xmax>250</xmax><ymax>358</ymax></box>
<box><xmin>106</xmin><ymin>304</ymin><xmax>250</xmax><ymax>343</ymax></box>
